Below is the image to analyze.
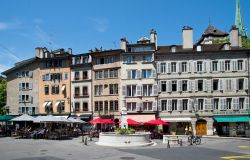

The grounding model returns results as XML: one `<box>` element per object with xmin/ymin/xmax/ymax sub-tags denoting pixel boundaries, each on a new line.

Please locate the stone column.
<box><xmin>206</xmin><ymin>117</ymin><xmax>214</xmax><ymax>136</ymax></box>
<box><xmin>120</xmin><ymin>107</ymin><xmax>128</xmax><ymax>129</ymax></box>
<box><xmin>191</xmin><ymin>118</ymin><xmax>196</xmax><ymax>135</ymax></box>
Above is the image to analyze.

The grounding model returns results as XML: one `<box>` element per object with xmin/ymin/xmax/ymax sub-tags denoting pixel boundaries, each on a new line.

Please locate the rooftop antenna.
<box><xmin>208</xmin><ymin>17</ymin><xmax>211</xmax><ymax>26</ymax></box>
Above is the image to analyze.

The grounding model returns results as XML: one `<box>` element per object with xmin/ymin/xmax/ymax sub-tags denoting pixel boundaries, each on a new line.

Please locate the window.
<box><xmin>198</xmin><ymin>80</ymin><xmax>203</xmax><ymax>91</ymax></box>
<box><xmin>171</xmin><ymin>62</ymin><xmax>176</xmax><ymax>72</ymax></box>
<box><xmin>214</xmin><ymin>99</ymin><xmax>219</xmax><ymax>110</ymax></box>
<box><xmin>58</xmin><ymin>101</ymin><xmax>65</xmax><ymax>113</ymax></box>
<box><xmin>226</xmin><ymin>98</ymin><xmax>232</xmax><ymax>110</ymax></box>
<box><xmin>99</xmin><ymin>101</ymin><xmax>103</xmax><ymax>111</ymax></box>
<box><xmin>131</xmin><ymin>70</ymin><xmax>136</xmax><ymax>79</ymax></box>
<box><xmin>104</xmin><ymin>70</ymin><xmax>109</xmax><ymax>79</ymax></box>
<box><xmin>44</xmin><ymin>85</ymin><xmax>49</xmax><ymax>95</ymax></box>
<box><xmin>94</xmin><ymin>101</ymin><xmax>99</xmax><ymax>111</ymax></box>
<box><xmin>239</xmin><ymin>79</ymin><xmax>244</xmax><ymax>90</ymax></box>
<box><xmin>142</xmin><ymin>69</ymin><xmax>152</xmax><ymax>79</ymax></box>
<box><xmin>182</xmin><ymin>80</ymin><xmax>188</xmax><ymax>91</ymax></box>
<box><xmin>83</xmin><ymin>102</ymin><xmax>88</xmax><ymax>111</ymax></box>
<box><xmin>19</xmin><ymin>82</ymin><xmax>31</xmax><ymax>91</ymax></box>
<box><xmin>127</xmin><ymin>102</ymin><xmax>136</xmax><ymax>111</ymax></box>
<box><xmin>198</xmin><ymin>99</ymin><xmax>204</xmax><ymax>110</ymax></box>
<box><xmin>114</xmin><ymin>69</ymin><xmax>118</xmax><ymax>78</ymax></box>
<box><xmin>161</xmin><ymin>81</ymin><xmax>166</xmax><ymax>92</ymax></box>
<box><xmin>239</xmin><ymin>98</ymin><xmax>244</xmax><ymax>109</ymax></box>
<box><xmin>142</xmin><ymin>84</ymin><xmax>152</xmax><ymax>96</ymax></box>
<box><xmin>110</xmin><ymin>101</ymin><xmax>114</xmax><ymax>112</ymax></box>
<box><xmin>197</xmin><ymin>61</ymin><xmax>202</xmax><ymax>72</ymax></box>
<box><xmin>19</xmin><ymin>95</ymin><xmax>32</xmax><ymax>103</ymax></box>
<box><xmin>104</xmin><ymin>101</ymin><xmax>109</xmax><ymax>113</ymax></box>
<box><xmin>226</xmin><ymin>79</ymin><xmax>232</xmax><ymax>91</ymax></box>
<box><xmin>143</xmin><ymin>102</ymin><xmax>153</xmax><ymax>111</ymax></box>
<box><xmin>124</xmin><ymin>55</ymin><xmax>135</xmax><ymax>63</ymax></box>
<box><xmin>75</xmin><ymin>102</ymin><xmax>80</xmax><ymax>112</ymax></box>
<box><xmin>75</xmin><ymin>57</ymin><xmax>81</xmax><ymax>64</ymax></box>
<box><xmin>115</xmin><ymin>101</ymin><xmax>118</xmax><ymax>111</ymax></box>
<box><xmin>82</xmin><ymin>71</ymin><xmax>88</xmax><ymax>79</ymax></box>
<box><xmin>225</xmin><ymin>60</ymin><xmax>230</xmax><ymax>71</ymax></box>
<box><xmin>161</xmin><ymin>100</ymin><xmax>167</xmax><ymax>111</ymax></box>
<box><xmin>238</xmin><ymin>60</ymin><xmax>243</xmax><ymax>70</ymax></box>
<box><xmin>142</xmin><ymin>55</ymin><xmax>152</xmax><ymax>62</ymax></box>
<box><xmin>172</xmin><ymin>80</ymin><xmax>177</xmax><ymax>92</ymax></box>
<box><xmin>75</xmin><ymin>72</ymin><xmax>80</xmax><ymax>80</ymax></box>
<box><xmin>74</xmin><ymin>87</ymin><xmax>80</xmax><ymax>97</ymax></box>
<box><xmin>100</xmin><ymin>58</ymin><xmax>105</xmax><ymax>64</ymax></box>
<box><xmin>110</xmin><ymin>84</ymin><xmax>118</xmax><ymax>95</ymax></box>
<box><xmin>95</xmin><ymin>72</ymin><xmax>98</xmax><ymax>79</ymax></box>
<box><xmin>98</xmin><ymin>71</ymin><xmax>103</xmax><ymax>79</ymax></box>
<box><xmin>51</xmin><ymin>85</ymin><xmax>59</xmax><ymax>94</ymax></box>
<box><xmin>109</xmin><ymin>69</ymin><xmax>114</xmax><ymax>78</ymax></box>
<box><xmin>127</xmin><ymin>85</ymin><xmax>136</xmax><ymax>97</ymax></box>
<box><xmin>94</xmin><ymin>85</ymin><xmax>103</xmax><ymax>96</ymax></box>
<box><xmin>212</xmin><ymin>61</ymin><xmax>218</xmax><ymax>71</ymax></box>
<box><xmin>182</xmin><ymin>62</ymin><xmax>187</xmax><ymax>72</ymax></box>
<box><xmin>213</xmin><ymin>79</ymin><xmax>219</xmax><ymax>91</ymax></box>
<box><xmin>82</xmin><ymin>87</ymin><xmax>88</xmax><ymax>95</ymax></box>
<box><xmin>160</xmin><ymin>63</ymin><xmax>166</xmax><ymax>73</ymax></box>
<box><xmin>64</xmin><ymin>73</ymin><xmax>68</xmax><ymax>80</ymax></box>
<box><xmin>172</xmin><ymin>100</ymin><xmax>177</xmax><ymax>110</ymax></box>
<box><xmin>183</xmin><ymin>99</ymin><xmax>188</xmax><ymax>110</ymax></box>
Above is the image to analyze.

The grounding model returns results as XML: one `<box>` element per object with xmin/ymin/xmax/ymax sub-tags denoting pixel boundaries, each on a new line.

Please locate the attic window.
<box><xmin>223</xmin><ymin>44</ymin><xmax>230</xmax><ymax>50</ymax></box>
<box><xmin>171</xmin><ymin>47</ymin><xmax>176</xmax><ymax>53</ymax></box>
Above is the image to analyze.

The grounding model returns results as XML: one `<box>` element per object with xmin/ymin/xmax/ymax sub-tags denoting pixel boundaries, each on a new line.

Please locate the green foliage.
<box><xmin>0</xmin><ymin>80</ymin><xmax>7</xmax><ymax>115</ymax></box>
<box><xmin>115</xmin><ymin>127</ymin><xmax>135</xmax><ymax>135</ymax></box>
<box><xmin>242</xmin><ymin>37</ymin><xmax>250</xmax><ymax>49</ymax></box>
<box><xmin>212</xmin><ymin>37</ymin><xmax>229</xmax><ymax>44</ymax></box>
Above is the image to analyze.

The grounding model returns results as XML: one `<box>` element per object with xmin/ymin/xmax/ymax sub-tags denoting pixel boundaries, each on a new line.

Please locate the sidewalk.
<box><xmin>202</xmin><ymin>135</ymin><xmax>250</xmax><ymax>140</ymax></box>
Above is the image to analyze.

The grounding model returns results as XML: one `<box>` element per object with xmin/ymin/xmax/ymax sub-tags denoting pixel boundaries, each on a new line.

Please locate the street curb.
<box><xmin>202</xmin><ymin>136</ymin><xmax>250</xmax><ymax>141</ymax></box>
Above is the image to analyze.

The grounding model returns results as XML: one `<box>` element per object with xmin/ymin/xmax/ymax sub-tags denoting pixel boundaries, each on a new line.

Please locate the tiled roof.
<box><xmin>203</xmin><ymin>25</ymin><xmax>228</xmax><ymax>37</ymax></box>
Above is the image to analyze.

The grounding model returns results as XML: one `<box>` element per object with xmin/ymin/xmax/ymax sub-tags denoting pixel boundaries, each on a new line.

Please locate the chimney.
<box><xmin>150</xmin><ymin>29</ymin><xmax>157</xmax><ymax>50</ymax></box>
<box><xmin>35</xmin><ymin>47</ymin><xmax>44</xmax><ymax>58</ymax></box>
<box><xmin>68</xmin><ymin>48</ymin><xmax>72</xmax><ymax>54</ymax></box>
<box><xmin>230</xmin><ymin>25</ymin><xmax>239</xmax><ymax>47</ymax></box>
<box><xmin>120</xmin><ymin>38</ymin><xmax>127</xmax><ymax>52</ymax></box>
<box><xmin>182</xmin><ymin>26</ymin><xmax>193</xmax><ymax>49</ymax></box>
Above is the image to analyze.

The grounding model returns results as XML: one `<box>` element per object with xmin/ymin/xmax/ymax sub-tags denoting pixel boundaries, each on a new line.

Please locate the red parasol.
<box><xmin>89</xmin><ymin>118</ymin><xmax>106</xmax><ymax>124</ymax></box>
<box><xmin>144</xmin><ymin>119</ymin><xmax>170</xmax><ymax>125</ymax></box>
<box><xmin>118</xmin><ymin>118</ymin><xmax>141</xmax><ymax>125</ymax></box>
<box><xmin>103</xmin><ymin>119</ymin><xmax>115</xmax><ymax>124</ymax></box>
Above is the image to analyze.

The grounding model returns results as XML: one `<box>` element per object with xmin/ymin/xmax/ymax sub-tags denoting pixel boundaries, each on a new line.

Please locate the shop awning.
<box><xmin>127</xmin><ymin>114</ymin><xmax>155</xmax><ymax>123</ymax></box>
<box><xmin>55</xmin><ymin>101</ymin><xmax>61</xmax><ymax>107</ymax></box>
<box><xmin>214</xmin><ymin>116</ymin><xmax>250</xmax><ymax>122</ymax></box>
<box><xmin>43</xmin><ymin>102</ymin><xmax>48</xmax><ymax>108</ymax></box>
<box><xmin>0</xmin><ymin>115</ymin><xmax>15</xmax><ymax>121</ymax></box>
<box><xmin>61</xmin><ymin>85</ymin><xmax>66</xmax><ymax>92</ymax></box>
<box><xmin>161</xmin><ymin>117</ymin><xmax>192</xmax><ymax>122</ymax></box>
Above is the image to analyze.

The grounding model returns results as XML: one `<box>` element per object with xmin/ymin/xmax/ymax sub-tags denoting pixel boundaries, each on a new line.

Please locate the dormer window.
<box><xmin>197</xmin><ymin>45</ymin><xmax>202</xmax><ymax>52</ymax></box>
<box><xmin>171</xmin><ymin>46</ymin><xmax>176</xmax><ymax>53</ymax></box>
<box><xmin>223</xmin><ymin>44</ymin><xmax>230</xmax><ymax>50</ymax></box>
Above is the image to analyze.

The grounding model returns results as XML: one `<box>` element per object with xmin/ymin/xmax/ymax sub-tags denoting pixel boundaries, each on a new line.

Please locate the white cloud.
<box><xmin>0</xmin><ymin>20</ymin><xmax>21</xmax><ymax>31</ymax></box>
<box><xmin>88</xmin><ymin>17</ymin><xmax>109</xmax><ymax>33</ymax></box>
<box><xmin>0</xmin><ymin>64</ymin><xmax>10</xmax><ymax>73</ymax></box>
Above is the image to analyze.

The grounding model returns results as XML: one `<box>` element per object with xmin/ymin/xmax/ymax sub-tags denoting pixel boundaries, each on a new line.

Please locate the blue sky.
<box><xmin>0</xmin><ymin>0</ymin><xmax>249</xmax><ymax>73</ymax></box>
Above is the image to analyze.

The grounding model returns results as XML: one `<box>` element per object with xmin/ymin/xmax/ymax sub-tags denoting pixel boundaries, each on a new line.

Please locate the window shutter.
<box><xmin>203</xmin><ymin>61</ymin><xmax>206</xmax><ymax>73</ymax></box>
<box><xmin>167</xmin><ymin>100</ymin><xmax>172</xmax><ymax>111</ymax></box>
<box><xmin>194</xmin><ymin>98</ymin><xmax>198</xmax><ymax>111</ymax></box>
<box><xmin>244</xmin><ymin>59</ymin><xmax>248</xmax><ymax>71</ymax></box>
<box><xmin>127</xmin><ymin>70</ymin><xmax>131</xmax><ymax>79</ymax></box>
<box><xmin>152</xmin><ymin>70</ymin><xmax>156</xmax><ymax>78</ymax></box>
<box><xmin>177</xmin><ymin>99</ymin><xmax>183</xmax><ymax>111</ymax></box>
<box><xmin>19</xmin><ymin>83</ymin><xmax>22</xmax><ymax>91</ymax></box>
<box><xmin>18</xmin><ymin>107</ymin><xmax>22</xmax><ymax>114</ymax></box>
<box><xmin>29</xmin><ymin>71</ymin><xmax>33</xmax><ymax>78</ymax></box>
<box><xmin>210</xmin><ymin>99</ymin><xmax>214</xmax><ymax>110</ymax></box>
<box><xmin>235</xmin><ymin>98</ymin><xmax>239</xmax><ymax>110</ymax></box>
<box><xmin>158</xmin><ymin>100</ymin><xmax>162</xmax><ymax>111</ymax></box>
<box><xmin>153</xmin><ymin>84</ymin><xmax>158</xmax><ymax>96</ymax></box>
<box><xmin>188</xmin><ymin>80</ymin><xmax>192</xmax><ymax>92</ymax></box>
<box><xmin>167</xmin><ymin>81</ymin><xmax>172</xmax><ymax>93</ymax></box>
<box><xmin>151</xmin><ymin>53</ymin><xmax>154</xmax><ymax>62</ymax></box>
<box><xmin>204</xmin><ymin>99</ymin><xmax>208</xmax><ymax>111</ymax></box>
<box><xmin>122</xmin><ymin>86</ymin><xmax>127</xmax><ymax>96</ymax></box>
<box><xmin>219</xmin><ymin>60</ymin><xmax>225</xmax><ymax>72</ymax></box>
<box><xmin>152</xmin><ymin>102</ymin><xmax>157</xmax><ymax>111</ymax></box>
<box><xmin>244</xmin><ymin>78</ymin><xmax>248</xmax><ymax>90</ymax></box>
<box><xmin>187</xmin><ymin>61</ymin><xmax>191</xmax><ymax>73</ymax></box>
<box><xmin>18</xmin><ymin>95</ymin><xmax>22</xmax><ymax>103</ymax></box>
<box><xmin>167</xmin><ymin>62</ymin><xmax>171</xmax><ymax>73</ymax></box>
<box><xmin>136</xmin><ymin>102</ymin><xmax>141</xmax><ymax>111</ymax></box>
<box><xmin>193</xmin><ymin>61</ymin><xmax>197</xmax><ymax>73</ymax></box>
<box><xmin>177</xmin><ymin>80</ymin><xmax>182</xmax><ymax>92</ymax></box>
<box><xmin>28</xmin><ymin>83</ymin><xmax>32</xmax><ymax>90</ymax></box>
<box><xmin>207</xmin><ymin>79</ymin><xmax>212</xmax><ymax>92</ymax></box>
<box><xmin>136</xmin><ymin>70</ymin><xmax>141</xmax><ymax>79</ymax></box>
<box><xmin>208</xmin><ymin>61</ymin><xmax>212</xmax><ymax>73</ymax></box>
<box><xmin>158</xmin><ymin>81</ymin><xmax>161</xmax><ymax>92</ymax></box>
<box><xmin>235</xmin><ymin>79</ymin><xmax>239</xmax><ymax>91</ymax></box>
<box><xmin>136</xmin><ymin>85</ymin><xmax>142</xmax><ymax>96</ymax></box>
<box><xmin>203</xmin><ymin>79</ymin><xmax>207</xmax><ymax>92</ymax></box>
<box><xmin>188</xmin><ymin>99</ymin><xmax>193</xmax><ymax>111</ymax></box>
<box><xmin>178</xmin><ymin>62</ymin><xmax>182</xmax><ymax>73</ymax></box>
<box><xmin>233</xmin><ymin>60</ymin><xmax>237</xmax><ymax>71</ymax></box>
<box><xmin>219</xmin><ymin>79</ymin><xmax>223</xmax><ymax>91</ymax></box>
<box><xmin>245</xmin><ymin>97</ymin><xmax>249</xmax><ymax>109</ymax></box>
<box><xmin>195</xmin><ymin>80</ymin><xmax>198</xmax><ymax>92</ymax></box>
<box><xmin>232</xmin><ymin>98</ymin><xmax>237</xmax><ymax>110</ymax></box>
<box><xmin>157</xmin><ymin>62</ymin><xmax>161</xmax><ymax>73</ymax></box>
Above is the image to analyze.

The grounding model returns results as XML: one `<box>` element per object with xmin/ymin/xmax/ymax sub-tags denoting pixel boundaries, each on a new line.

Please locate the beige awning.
<box><xmin>127</xmin><ymin>114</ymin><xmax>155</xmax><ymax>123</ymax></box>
<box><xmin>161</xmin><ymin>117</ymin><xmax>192</xmax><ymax>122</ymax></box>
<box><xmin>55</xmin><ymin>101</ymin><xmax>61</xmax><ymax>107</ymax></box>
<box><xmin>61</xmin><ymin>85</ymin><xmax>66</xmax><ymax>92</ymax></box>
<box><xmin>43</xmin><ymin>102</ymin><xmax>48</xmax><ymax>108</ymax></box>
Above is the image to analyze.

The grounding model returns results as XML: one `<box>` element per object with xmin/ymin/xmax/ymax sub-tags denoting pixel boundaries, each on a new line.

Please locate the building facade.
<box><xmin>120</xmin><ymin>30</ymin><xmax>158</xmax><ymax>123</ymax></box>
<box><xmin>91</xmin><ymin>49</ymin><xmax>122</xmax><ymax>121</ymax></box>
<box><xmin>71</xmin><ymin>53</ymin><xmax>92</xmax><ymax>121</ymax></box>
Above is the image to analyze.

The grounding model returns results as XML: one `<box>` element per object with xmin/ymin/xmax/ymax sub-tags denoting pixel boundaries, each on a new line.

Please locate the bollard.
<box><xmin>190</xmin><ymin>137</ymin><xmax>193</xmax><ymax>146</ymax></box>
<box><xmin>89</xmin><ymin>135</ymin><xmax>92</xmax><ymax>141</ymax></box>
<box><xmin>180</xmin><ymin>139</ymin><xmax>183</xmax><ymax>147</ymax></box>
<box><xmin>167</xmin><ymin>140</ymin><xmax>170</xmax><ymax>148</ymax></box>
<box><xmin>84</xmin><ymin>137</ymin><xmax>88</xmax><ymax>145</ymax></box>
<box><xmin>82</xmin><ymin>136</ymin><xmax>85</xmax><ymax>143</ymax></box>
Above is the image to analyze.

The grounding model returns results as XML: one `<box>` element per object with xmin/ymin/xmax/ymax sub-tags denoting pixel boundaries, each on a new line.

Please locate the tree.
<box><xmin>0</xmin><ymin>80</ymin><xmax>7</xmax><ymax>115</ymax></box>
<box><xmin>242</xmin><ymin>37</ymin><xmax>250</xmax><ymax>49</ymax></box>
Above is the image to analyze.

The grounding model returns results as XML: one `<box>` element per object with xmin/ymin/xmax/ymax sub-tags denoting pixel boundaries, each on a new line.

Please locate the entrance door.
<box><xmin>196</xmin><ymin>120</ymin><xmax>207</xmax><ymax>136</ymax></box>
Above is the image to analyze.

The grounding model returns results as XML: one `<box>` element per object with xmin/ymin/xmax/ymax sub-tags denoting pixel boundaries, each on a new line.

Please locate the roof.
<box><xmin>89</xmin><ymin>49</ymin><xmax>123</xmax><ymax>56</ymax></box>
<box><xmin>1</xmin><ymin>57</ymin><xmax>37</xmax><ymax>75</ymax></box>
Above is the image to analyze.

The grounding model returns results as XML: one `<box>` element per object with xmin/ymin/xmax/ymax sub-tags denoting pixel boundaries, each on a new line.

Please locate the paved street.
<box><xmin>0</xmin><ymin>136</ymin><xmax>249</xmax><ymax>160</ymax></box>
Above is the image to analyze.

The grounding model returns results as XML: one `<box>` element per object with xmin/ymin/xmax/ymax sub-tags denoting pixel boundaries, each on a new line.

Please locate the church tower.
<box><xmin>235</xmin><ymin>0</ymin><xmax>248</xmax><ymax>38</ymax></box>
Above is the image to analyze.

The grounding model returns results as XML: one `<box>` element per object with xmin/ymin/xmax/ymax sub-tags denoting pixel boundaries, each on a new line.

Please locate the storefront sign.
<box><xmin>213</xmin><ymin>110</ymin><xmax>249</xmax><ymax>115</ymax></box>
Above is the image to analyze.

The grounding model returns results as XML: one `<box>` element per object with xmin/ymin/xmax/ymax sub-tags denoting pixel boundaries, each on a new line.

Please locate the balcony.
<box><xmin>73</xmin><ymin>76</ymin><xmax>89</xmax><ymax>81</ymax></box>
<box><xmin>74</xmin><ymin>94</ymin><xmax>89</xmax><ymax>98</ymax></box>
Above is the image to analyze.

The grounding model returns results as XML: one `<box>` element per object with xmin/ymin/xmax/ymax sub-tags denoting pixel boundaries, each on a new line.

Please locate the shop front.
<box><xmin>161</xmin><ymin>117</ymin><xmax>192</xmax><ymax>135</ymax></box>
